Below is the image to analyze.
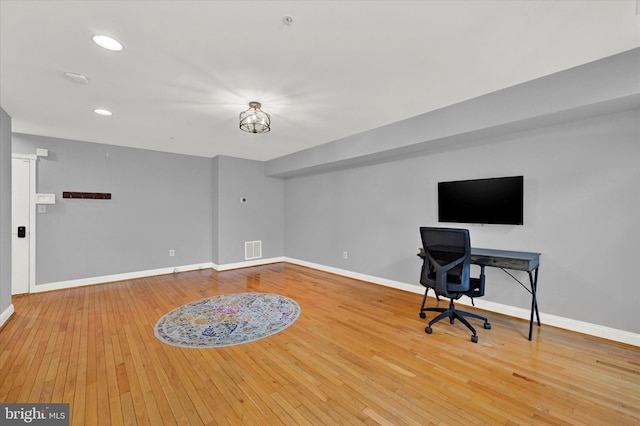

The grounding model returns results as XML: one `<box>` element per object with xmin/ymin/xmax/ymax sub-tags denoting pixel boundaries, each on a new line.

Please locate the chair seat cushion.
<box><xmin>426</xmin><ymin>273</ymin><xmax>484</xmax><ymax>297</ymax></box>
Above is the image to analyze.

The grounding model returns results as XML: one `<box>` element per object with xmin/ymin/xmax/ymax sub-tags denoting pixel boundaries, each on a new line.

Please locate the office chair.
<box><xmin>418</xmin><ymin>227</ymin><xmax>491</xmax><ymax>343</ymax></box>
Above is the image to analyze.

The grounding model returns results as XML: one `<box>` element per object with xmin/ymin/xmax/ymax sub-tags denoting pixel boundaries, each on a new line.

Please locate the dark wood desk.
<box><xmin>471</xmin><ymin>248</ymin><xmax>541</xmax><ymax>340</ymax></box>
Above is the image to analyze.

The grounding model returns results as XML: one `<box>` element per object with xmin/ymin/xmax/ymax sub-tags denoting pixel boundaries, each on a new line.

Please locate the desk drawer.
<box><xmin>472</xmin><ymin>255</ymin><xmax>531</xmax><ymax>271</ymax></box>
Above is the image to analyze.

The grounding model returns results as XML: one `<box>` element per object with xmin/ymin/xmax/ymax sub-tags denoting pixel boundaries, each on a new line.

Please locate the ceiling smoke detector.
<box><xmin>282</xmin><ymin>16</ymin><xmax>293</xmax><ymax>26</ymax></box>
<box><xmin>64</xmin><ymin>72</ymin><xmax>89</xmax><ymax>84</ymax></box>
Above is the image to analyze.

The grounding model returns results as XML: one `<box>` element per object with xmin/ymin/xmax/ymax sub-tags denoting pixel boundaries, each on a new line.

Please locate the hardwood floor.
<box><xmin>1</xmin><ymin>263</ymin><xmax>638</xmax><ymax>425</ymax></box>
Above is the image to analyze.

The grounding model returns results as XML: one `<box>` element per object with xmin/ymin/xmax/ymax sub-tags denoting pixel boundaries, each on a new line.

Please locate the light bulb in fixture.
<box><xmin>239</xmin><ymin>102</ymin><xmax>271</xmax><ymax>133</ymax></box>
<box><xmin>92</xmin><ymin>35</ymin><xmax>124</xmax><ymax>51</ymax></box>
<box><xmin>94</xmin><ymin>109</ymin><xmax>113</xmax><ymax>116</ymax></box>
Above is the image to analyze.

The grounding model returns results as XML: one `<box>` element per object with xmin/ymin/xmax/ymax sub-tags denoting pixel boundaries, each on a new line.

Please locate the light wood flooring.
<box><xmin>1</xmin><ymin>263</ymin><xmax>638</xmax><ymax>425</ymax></box>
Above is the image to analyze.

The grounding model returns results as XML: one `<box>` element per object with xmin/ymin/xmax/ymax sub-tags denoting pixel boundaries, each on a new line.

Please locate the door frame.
<box><xmin>12</xmin><ymin>153</ymin><xmax>37</xmax><ymax>293</ymax></box>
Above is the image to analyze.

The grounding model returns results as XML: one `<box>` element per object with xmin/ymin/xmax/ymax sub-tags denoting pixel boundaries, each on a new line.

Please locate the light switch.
<box><xmin>35</xmin><ymin>193</ymin><xmax>55</xmax><ymax>204</ymax></box>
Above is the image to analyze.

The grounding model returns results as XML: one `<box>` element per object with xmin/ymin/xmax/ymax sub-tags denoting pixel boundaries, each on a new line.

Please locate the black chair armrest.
<box><xmin>474</xmin><ymin>258</ymin><xmax>490</xmax><ymax>266</ymax></box>
<box><xmin>467</xmin><ymin>258</ymin><xmax>489</xmax><ymax>298</ymax></box>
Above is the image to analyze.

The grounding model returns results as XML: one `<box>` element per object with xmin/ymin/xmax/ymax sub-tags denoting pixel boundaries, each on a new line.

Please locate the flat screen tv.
<box><xmin>438</xmin><ymin>176</ymin><xmax>524</xmax><ymax>225</ymax></box>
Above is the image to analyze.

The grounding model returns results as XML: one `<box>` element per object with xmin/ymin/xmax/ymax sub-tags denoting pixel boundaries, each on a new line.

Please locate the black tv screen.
<box><xmin>438</xmin><ymin>176</ymin><xmax>524</xmax><ymax>225</ymax></box>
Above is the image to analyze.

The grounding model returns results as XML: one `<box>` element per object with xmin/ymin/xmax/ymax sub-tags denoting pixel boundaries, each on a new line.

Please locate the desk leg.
<box><xmin>527</xmin><ymin>267</ymin><xmax>541</xmax><ymax>340</ymax></box>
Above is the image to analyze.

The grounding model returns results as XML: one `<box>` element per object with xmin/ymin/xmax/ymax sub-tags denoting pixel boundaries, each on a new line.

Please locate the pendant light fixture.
<box><xmin>239</xmin><ymin>102</ymin><xmax>271</xmax><ymax>134</ymax></box>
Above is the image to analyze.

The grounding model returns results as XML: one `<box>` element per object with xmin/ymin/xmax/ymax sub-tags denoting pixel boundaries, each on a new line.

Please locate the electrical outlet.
<box><xmin>343</xmin><ymin>251</ymin><xmax>348</xmax><ymax>260</ymax></box>
<box><xmin>169</xmin><ymin>249</ymin><xmax>175</xmax><ymax>257</ymax></box>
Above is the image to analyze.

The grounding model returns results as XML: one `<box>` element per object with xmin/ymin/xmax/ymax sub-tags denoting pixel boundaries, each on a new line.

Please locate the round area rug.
<box><xmin>154</xmin><ymin>292</ymin><xmax>301</xmax><ymax>348</ymax></box>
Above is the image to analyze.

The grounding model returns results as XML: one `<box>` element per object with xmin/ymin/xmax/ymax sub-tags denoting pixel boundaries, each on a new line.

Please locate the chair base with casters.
<box><xmin>424</xmin><ymin>298</ymin><xmax>491</xmax><ymax>343</ymax></box>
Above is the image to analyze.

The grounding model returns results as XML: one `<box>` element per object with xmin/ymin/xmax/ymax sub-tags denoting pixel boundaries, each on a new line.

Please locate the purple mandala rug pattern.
<box><xmin>154</xmin><ymin>292</ymin><xmax>301</xmax><ymax>348</ymax></box>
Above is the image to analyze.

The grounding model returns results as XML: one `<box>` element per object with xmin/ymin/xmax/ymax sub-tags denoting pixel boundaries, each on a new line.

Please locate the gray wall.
<box><xmin>213</xmin><ymin>155</ymin><xmax>284</xmax><ymax>265</ymax></box>
<box><xmin>12</xmin><ymin>134</ymin><xmax>213</xmax><ymax>285</ymax></box>
<box><xmin>277</xmin><ymin>48</ymin><xmax>640</xmax><ymax>335</ymax></box>
<box><xmin>0</xmin><ymin>108</ymin><xmax>11</xmax><ymax>316</ymax></box>
<box><xmin>9</xmin><ymin>137</ymin><xmax>285</xmax><ymax>285</ymax></box>
<box><xmin>268</xmin><ymin>48</ymin><xmax>640</xmax><ymax>178</ymax></box>
<box><xmin>283</xmin><ymin>108</ymin><xmax>640</xmax><ymax>334</ymax></box>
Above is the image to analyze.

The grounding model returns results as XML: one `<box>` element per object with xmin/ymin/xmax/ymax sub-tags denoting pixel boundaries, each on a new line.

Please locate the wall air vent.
<box><xmin>245</xmin><ymin>240</ymin><xmax>262</xmax><ymax>260</ymax></box>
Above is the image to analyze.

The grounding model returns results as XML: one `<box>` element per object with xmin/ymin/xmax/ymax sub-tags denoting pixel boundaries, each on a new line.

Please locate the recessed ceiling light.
<box><xmin>94</xmin><ymin>109</ymin><xmax>113</xmax><ymax>116</ymax></box>
<box><xmin>92</xmin><ymin>35</ymin><xmax>124</xmax><ymax>52</ymax></box>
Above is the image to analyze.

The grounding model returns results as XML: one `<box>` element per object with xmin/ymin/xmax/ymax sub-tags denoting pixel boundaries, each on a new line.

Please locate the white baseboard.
<box><xmin>30</xmin><ymin>257</ymin><xmax>285</xmax><ymax>293</ymax></box>
<box><xmin>212</xmin><ymin>257</ymin><xmax>285</xmax><ymax>271</ymax></box>
<box><xmin>284</xmin><ymin>257</ymin><xmax>421</xmax><ymax>294</ymax></box>
<box><xmin>32</xmin><ymin>262</ymin><xmax>214</xmax><ymax>293</ymax></box>
<box><xmin>283</xmin><ymin>257</ymin><xmax>640</xmax><ymax>347</ymax></box>
<box><xmin>1</xmin><ymin>303</ymin><xmax>15</xmax><ymax>328</ymax></box>
<box><xmin>453</xmin><ymin>298</ymin><xmax>640</xmax><ymax>346</ymax></box>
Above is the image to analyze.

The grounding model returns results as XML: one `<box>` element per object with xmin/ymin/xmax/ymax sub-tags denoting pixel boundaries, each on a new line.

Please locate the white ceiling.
<box><xmin>1</xmin><ymin>1</ymin><xmax>639</xmax><ymax>161</ymax></box>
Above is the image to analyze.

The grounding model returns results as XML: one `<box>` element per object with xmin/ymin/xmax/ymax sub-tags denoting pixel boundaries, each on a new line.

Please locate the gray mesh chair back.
<box><xmin>418</xmin><ymin>227</ymin><xmax>491</xmax><ymax>343</ymax></box>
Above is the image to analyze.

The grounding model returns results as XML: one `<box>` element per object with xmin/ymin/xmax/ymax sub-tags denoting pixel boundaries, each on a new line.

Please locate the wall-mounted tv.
<box><xmin>438</xmin><ymin>176</ymin><xmax>524</xmax><ymax>225</ymax></box>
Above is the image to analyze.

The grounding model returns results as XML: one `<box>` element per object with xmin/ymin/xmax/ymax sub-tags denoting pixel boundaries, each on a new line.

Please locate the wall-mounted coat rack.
<box><xmin>63</xmin><ymin>192</ymin><xmax>111</xmax><ymax>199</ymax></box>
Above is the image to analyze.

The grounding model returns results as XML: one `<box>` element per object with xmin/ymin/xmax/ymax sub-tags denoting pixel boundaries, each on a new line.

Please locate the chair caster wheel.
<box><xmin>425</xmin><ymin>327</ymin><xmax>433</xmax><ymax>334</ymax></box>
<box><xmin>471</xmin><ymin>335</ymin><xmax>478</xmax><ymax>343</ymax></box>
<box><xmin>419</xmin><ymin>312</ymin><xmax>426</xmax><ymax>319</ymax></box>
<box><xmin>484</xmin><ymin>322</ymin><xmax>492</xmax><ymax>329</ymax></box>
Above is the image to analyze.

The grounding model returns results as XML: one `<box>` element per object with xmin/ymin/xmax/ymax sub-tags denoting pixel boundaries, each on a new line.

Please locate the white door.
<box><xmin>12</xmin><ymin>158</ymin><xmax>31</xmax><ymax>294</ymax></box>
